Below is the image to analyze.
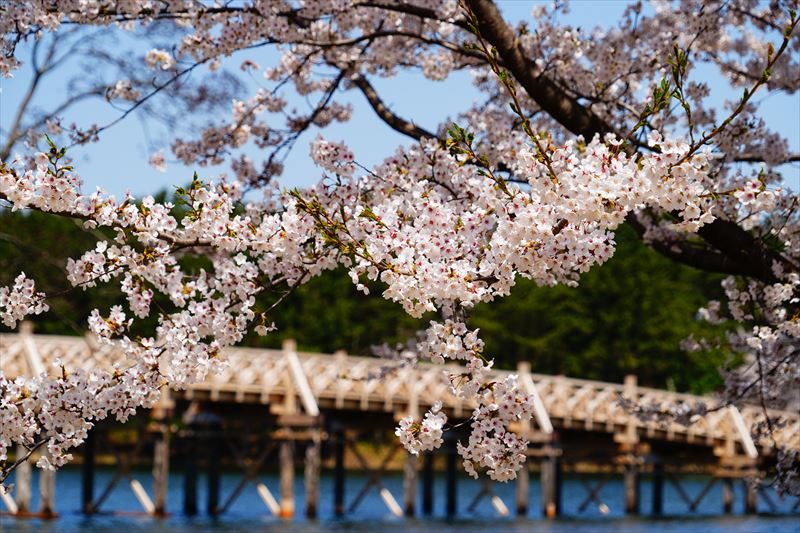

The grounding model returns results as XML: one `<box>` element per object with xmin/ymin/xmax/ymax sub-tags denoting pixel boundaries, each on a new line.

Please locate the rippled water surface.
<box><xmin>1</xmin><ymin>467</ymin><xmax>798</xmax><ymax>532</ymax></box>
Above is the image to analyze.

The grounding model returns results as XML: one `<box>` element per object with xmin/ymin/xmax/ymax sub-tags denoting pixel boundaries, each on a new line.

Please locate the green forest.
<box><xmin>0</xmin><ymin>201</ymin><xmax>731</xmax><ymax>394</ymax></box>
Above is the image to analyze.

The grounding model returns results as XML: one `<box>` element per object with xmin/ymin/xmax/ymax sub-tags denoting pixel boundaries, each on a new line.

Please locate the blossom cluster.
<box><xmin>458</xmin><ymin>375</ymin><xmax>534</xmax><ymax>481</ymax></box>
<box><xmin>0</xmin><ymin>0</ymin><xmax>797</xmax><ymax>487</ymax></box>
<box><xmin>0</xmin><ymin>152</ymin><xmax>323</xmax><ymax>468</ymax></box>
<box><xmin>0</xmin><ymin>119</ymin><xmax>715</xmax><ymax>477</ymax></box>
<box><xmin>395</xmin><ymin>401</ymin><xmax>447</xmax><ymax>455</ymax></box>
<box><xmin>694</xmin><ymin>273</ymin><xmax>800</xmax><ymax>412</ymax></box>
<box><xmin>402</xmin><ymin>320</ymin><xmax>534</xmax><ymax>480</ymax></box>
<box><xmin>0</xmin><ymin>273</ymin><xmax>48</xmax><ymax>328</ymax></box>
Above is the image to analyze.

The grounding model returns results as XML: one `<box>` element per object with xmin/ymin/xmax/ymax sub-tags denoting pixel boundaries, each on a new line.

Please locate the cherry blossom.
<box><xmin>0</xmin><ymin>273</ymin><xmax>48</xmax><ymax>328</ymax></box>
<box><xmin>0</xmin><ymin>0</ymin><xmax>797</xmax><ymax>490</ymax></box>
<box><xmin>396</xmin><ymin>401</ymin><xmax>447</xmax><ymax>455</ymax></box>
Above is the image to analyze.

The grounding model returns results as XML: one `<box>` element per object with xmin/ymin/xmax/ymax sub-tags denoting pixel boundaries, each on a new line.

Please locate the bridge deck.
<box><xmin>1</xmin><ymin>331</ymin><xmax>797</xmax><ymax>456</ymax></box>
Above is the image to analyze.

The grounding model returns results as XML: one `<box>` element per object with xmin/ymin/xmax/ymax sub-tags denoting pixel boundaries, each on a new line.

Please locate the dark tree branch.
<box><xmin>733</xmin><ymin>153</ymin><xmax>800</xmax><ymax>164</ymax></box>
<box><xmin>350</xmin><ymin>72</ymin><xmax>437</xmax><ymax>141</ymax></box>
<box><xmin>625</xmin><ymin>214</ymin><xmax>774</xmax><ymax>278</ymax></box>
<box><xmin>464</xmin><ymin>0</ymin><xmax>794</xmax><ymax>284</ymax></box>
<box><xmin>464</xmin><ymin>0</ymin><xmax>614</xmax><ymax>140</ymax></box>
<box><xmin>357</xmin><ymin>1</ymin><xmax>471</xmax><ymax>30</ymax></box>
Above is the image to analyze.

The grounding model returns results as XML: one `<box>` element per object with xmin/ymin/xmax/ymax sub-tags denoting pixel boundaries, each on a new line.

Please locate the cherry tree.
<box><xmin>0</xmin><ymin>0</ymin><xmax>798</xmax><ymax>491</ymax></box>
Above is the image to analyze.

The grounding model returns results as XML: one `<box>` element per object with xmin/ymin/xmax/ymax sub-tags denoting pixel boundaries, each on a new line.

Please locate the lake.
<box><xmin>1</xmin><ymin>467</ymin><xmax>798</xmax><ymax>532</ymax></box>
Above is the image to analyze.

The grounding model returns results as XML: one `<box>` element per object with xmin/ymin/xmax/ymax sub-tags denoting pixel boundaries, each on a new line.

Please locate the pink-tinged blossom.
<box><xmin>149</xmin><ymin>150</ymin><xmax>167</xmax><ymax>173</ymax></box>
<box><xmin>310</xmin><ymin>135</ymin><xmax>356</xmax><ymax>178</ymax></box>
<box><xmin>0</xmin><ymin>0</ymin><xmax>797</xmax><ymax>489</ymax></box>
<box><xmin>396</xmin><ymin>401</ymin><xmax>447</xmax><ymax>455</ymax></box>
<box><xmin>0</xmin><ymin>273</ymin><xmax>48</xmax><ymax>328</ymax></box>
<box><xmin>145</xmin><ymin>49</ymin><xmax>175</xmax><ymax>71</ymax></box>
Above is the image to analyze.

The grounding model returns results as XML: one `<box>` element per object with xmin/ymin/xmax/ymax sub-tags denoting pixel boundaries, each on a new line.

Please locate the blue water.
<box><xmin>1</xmin><ymin>467</ymin><xmax>798</xmax><ymax>532</ymax></box>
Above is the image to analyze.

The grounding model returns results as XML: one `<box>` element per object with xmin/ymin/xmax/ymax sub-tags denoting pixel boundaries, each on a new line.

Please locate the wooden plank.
<box><xmin>256</xmin><ymin>482</ymin><xmax>281</xmax><ymax>515</ymax></box>
<box><xmin>130</xmin><ymin>479</ymin><xmax>155</xmax><ymax>514</ymax></box>
<box><xmin>20</xmin><ymin>322</ymin><xmax>45</xmax><ymax>376</ymax></box>
<box><xmin>0</xmin><ymin>486</ymin><xmax>18</xmax><ymax>514</ymax></box>
<box><xmin>518</xmin><ymin>362</ymin><xmax>553</xmax><ymax>434</ymax></box>
<box><xmin>728</xmin><ymin>406</ymin><xmax>758</xmax><ymax>459</ymax></box>
<box><xmin>277</xmin><ymin>414</ymin><xmax>320</xmax><ymax>427</ymax></box>
<box><xmin>380</xmin><ymin>487</ymin><xmax>403</xmax><ymax>517</ymax></box>
<box><xmin>283</xmin><ymin>339</ymin><xmax>319</xmax><ymax>417</ymax></box>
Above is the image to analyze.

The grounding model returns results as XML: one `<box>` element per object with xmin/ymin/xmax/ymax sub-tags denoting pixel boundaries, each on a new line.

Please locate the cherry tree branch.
<box><xmin>464</xmin><ymin>0</ymin><xmax>796</xmax><ymax>285</ymax></box>
<box><xmin>463</xmin><ymin>0</ymin><xmax>614</xmax><ymax>140</ymax></box>
<box><xmin>350</xmin><ymin>72</ymin><xmax>437</xmax><ymax>141</ymax></box>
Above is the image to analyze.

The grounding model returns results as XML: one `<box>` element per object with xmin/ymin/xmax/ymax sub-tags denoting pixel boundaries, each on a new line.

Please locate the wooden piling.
<box><xmin>445</xmin><ymin>433</ymin><xmax>457</xmax><ymax>517</ymax></box>
<box><xmin>183</xmin><ymin>431</ymin><xmax>198</xmax><ymax>515</ymax></box>
<box><xmin>39</xmin><ymin>467</ymin><xmax>55</xmax><ymax>517</ymax></box>
<box><xmin>402</xmin><ymin>384</ymin><xmax>420</xmax><ymax>517</ymax></box>
<box><xmin>207</xmin><ymin>429</ymin><xmax>221</xmax><ymax>515</ymax></box>
<box><xmin>279</xmin><ymin>440</ymin><xmax>295</xmax><ymax>518</ymax></box>
<box><xmin>304</xmin><ymin>437</ymin><xmax>320</xmax><ymax>519</ymax></box>
<box><xmin>333</xmin><ymin>429</ymin><xmax>345</xmax><ymax>517</ymax></box>
<box><xmin>744</xmin><ymin>478</ymin><xmax>758</xmax><ymax>514</ymax></box>
<box><xmin>540</xmin><ymin>450</ymin><xmax>561</xmax><ymax>518</ymax></box>
<box><xmin>81</xmin><ymin>430</ymin><xmax>95</xmax><ymax>514</ymax></box>
<box><xmin>624</xmin><ymin>461</ymin><xmax>640</xmax><ymax>514</ymax></box>
<box><xmin>14</xmin><ymin>445</ymin><xmax>31</xmax><ymax>514</ymax></box>
<box><xmin>722</xmin><ymin>477</ymin><xmax>733</xmax><ymax>513</ymax></box>
<box><xmin>621</xmin><ymin>375</ymin><xmax>640</xmax><ymax>515</ymax></box>
<box><xmin>152</xmin><ymin>428</ymin><xmax>170</xmax><ymax>515</ymax></box>
<box><xmin>652</xmin><ymin>461</ymin><xmax>664</xmax><ymax>515</ymax></box>
<box><xmin>514</xmin><ymin>365</ymin><xmax>532</xmax><ymax>518</ymax></box>
<box><xmin>516</xmin><ymin>460</ymin><xmax>529</xmax><ymax>516</ymax></box>
<box><xmin>403</xmin><ymin>453</ymin><xmax>417</xmax><ymax>516</ymax></box>
<box><xmin>422</xmin><ymin>451</ymin><xmax>434</xmax><ymax>515</ymax></box>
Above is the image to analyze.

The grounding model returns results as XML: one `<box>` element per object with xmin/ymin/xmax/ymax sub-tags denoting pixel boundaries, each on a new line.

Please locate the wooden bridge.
<box><xmin>1</xmin><ymin>325</ymin><xmax>799</xmax><ymax>519</ymax></box>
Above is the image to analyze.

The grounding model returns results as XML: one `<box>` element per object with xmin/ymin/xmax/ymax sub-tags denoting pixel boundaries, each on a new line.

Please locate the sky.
<box><xmin>1</xmin><ymin>1</ymin><xmax>798</xmax><ymax>199</ymax></box>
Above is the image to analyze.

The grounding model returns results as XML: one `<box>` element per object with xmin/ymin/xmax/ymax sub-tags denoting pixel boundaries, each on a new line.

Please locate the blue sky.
<box><xmin>1</xmin><ymin>1</ymin><xmax>797</xmax><ymax>198</ymax></box>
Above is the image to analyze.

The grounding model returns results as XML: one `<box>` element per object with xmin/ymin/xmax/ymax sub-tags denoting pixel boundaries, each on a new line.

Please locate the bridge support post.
<box><xmin>152</xmin><ymin>388</ymin><xmax>172</xmax><ymax>516</ymax></box>
<box><xmin>624</xmin><ymin>460</ymin><xmax>640</xmax><ymax>514</ymax></box>
<box><xmin>716</xmin><ymin>420</ymin><xmax>758</xmax><ymax>515</ymax></box>
<box><xmin>14</xmin><ymin>445</ymin><xmax>32</xmax><ymax>514</ymax></box>
<box><xmin>39</xmin><ymin>466</ymin><xmax>55</xmax><ymax>517</ymax></box>
<box><xmin>207</xmin><ymin>423</ymin><xmax>222</xmax><ymax>516</ymax></box>
<box><xmin>279</xmin><ymin>440</ymin><xmax>295</xmax><ymax>518</ymax></box>
<box><xmin>403</xmin><ymin>453</ymin><xmax>417</xmax><ymax>516</ymax></box>
<box><xmin>651</xmin><ymin>461</ymin><xmax>664</xmax><ymax>515</ymax></box>
<box><xmin>333</xmin><ymin>428</ymin><xmax>345</xmax><ymax>517</ymax></box>
<box><xmin>722</xmin><ymin>477</ymin><xmax>733</xmax><ymax>513</ymax></box>
<box><xmin>183</xmin><ymin>426</ymin><xmax>198</xmax><ymax>516</ymax></box>
<box><xmin>304</xmin><ymin>435</ymin><xmax>320</xmax><ymax>519</ymax></box>
<box><xmin>514</xmin><ymin>368</ymin><xmax>534</xmax><ymax>518</ymax></box>
<box><xmin>152</xmin><ymin>427</ymin><xmax>170</xmax><ymax>516</ymax></box>
<box><xmin>422</xmin><ymin>451</ymin><xmax>434</xmax><ymax>515</ymax></box>
<box><xmin>82</xmin><ymin>430</ymin><xmax>95</xmax><ymax>514</ymax></box>
<box><xmin>445</xmin><ymin>432</ymin><xmax>457</xmax><ymax>517</ymax></box>
<box><xmin>516</xmin><ymin>459</ymin><xmax>529</xmax><ymax>516</ymax></box>
<box><xmin>620</xmin><ymin>375</ymin><xmax>640</xmax><ymax>515</ymax></box>
<box><xmin>744</xmin><ymin>478</ymin><xmax>758</xmax><ymax>514</ymax></box>
<box><xmin>540</xmin><ymin>446</ymin><xmax>561</xmax><ymax>518</ymax></box>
